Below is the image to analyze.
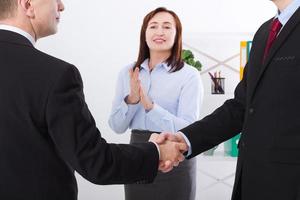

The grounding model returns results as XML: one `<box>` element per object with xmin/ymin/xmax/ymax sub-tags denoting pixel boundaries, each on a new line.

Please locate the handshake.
<box><xmin>149</xmin><ymin>132</ymin><xmax>188</xmax><ymax>173</ymax></box>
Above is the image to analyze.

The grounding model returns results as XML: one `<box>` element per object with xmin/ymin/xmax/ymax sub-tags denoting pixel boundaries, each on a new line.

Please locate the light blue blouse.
<box><xmin>109</xmin><ymin>59</ymin><xmax>204</xmax><ymax>134</ymax></box>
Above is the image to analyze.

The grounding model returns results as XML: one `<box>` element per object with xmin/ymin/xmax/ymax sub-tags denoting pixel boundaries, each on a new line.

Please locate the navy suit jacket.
<box><xmin>0</xmin><ymin>30</ymin><xmax>158</xmax><ymax>200</ymax></box>
<box><xmin>181</xmin><ymin>7</ymin><xmax>300</xmax><ymax>200</ymax></box>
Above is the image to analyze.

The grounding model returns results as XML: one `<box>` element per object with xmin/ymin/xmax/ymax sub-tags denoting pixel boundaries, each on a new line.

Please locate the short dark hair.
<box><xmin>134</xmin><ymin>7</ymin><xmax>184</xmax><ymax>72</ymax></box>
<box><xmin>0</xmin><ymin>0</ymin><xmax>17</xmax><ymax>20</ymax></box>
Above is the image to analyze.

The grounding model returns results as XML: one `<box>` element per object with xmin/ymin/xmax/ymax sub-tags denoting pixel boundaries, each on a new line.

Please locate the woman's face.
<box><xmin>145</xmin><ymin>12</ymin><xmax>176</xmax><ymax>53</ymax></box>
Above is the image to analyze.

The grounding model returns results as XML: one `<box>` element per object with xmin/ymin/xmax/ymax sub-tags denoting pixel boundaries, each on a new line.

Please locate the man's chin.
<box><xmin>38</xmin><ymin>29</ymin><xmax>58</xmax><ymax>39</ymax></box>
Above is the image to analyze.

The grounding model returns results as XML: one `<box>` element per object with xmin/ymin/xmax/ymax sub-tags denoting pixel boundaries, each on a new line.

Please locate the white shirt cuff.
<box><xmin>177</xmin><ymin>131</ymin><xmax>192</xmax><ymax>157</ymax></box>
<box><xmin>149</xmin><ymin>141</ymin><xmax>160</xmax><ymax>159</ymax></box>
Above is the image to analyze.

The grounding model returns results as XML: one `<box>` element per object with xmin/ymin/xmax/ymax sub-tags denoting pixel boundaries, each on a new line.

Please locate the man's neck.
<box><xmin>0</xmin><ymin>18</ymin><xmax>36</xmax><ymax>41</ymax></box>
<box><xmin>0</xmin><ymin>19</ymin><xmax>36</xmax><ymax>45</ymax></box>
<box><xmin>272</xmin><ymin>0</ymin><xmax>293</xmax><ymax>12</ymax></box>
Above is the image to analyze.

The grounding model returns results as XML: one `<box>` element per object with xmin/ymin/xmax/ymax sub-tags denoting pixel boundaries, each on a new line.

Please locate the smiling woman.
<box><xmin>133</xmin><ymin>7</ymin><xmax>184</xmax><ymax>73</ymax></box>
<box><xmin>145</xmin><ymin>12</ymin><xmax>177</xmax><ymax>57</ymax></box>
<box><xmin>108</xmin><ymin>7</ymin><xmax>204</xmax><ymax>200</ymax></box>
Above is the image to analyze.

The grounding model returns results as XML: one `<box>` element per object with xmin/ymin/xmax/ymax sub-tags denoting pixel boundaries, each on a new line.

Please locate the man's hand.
<box><xmin>164</xmin><ymin>132</ymin><xmax>187</xmax><ymax>146</ymax></box>
<box><xmin>149</xmin><ymin>133</ymin><xmax>188</xmax><ymax>173</ymax></box>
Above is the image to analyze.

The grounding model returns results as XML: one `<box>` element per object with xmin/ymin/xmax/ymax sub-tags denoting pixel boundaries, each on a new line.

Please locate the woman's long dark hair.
<box><xmin>134</xmin><ymin>7</ymin><xmax>184</xmax><ymax>72</ymax></box>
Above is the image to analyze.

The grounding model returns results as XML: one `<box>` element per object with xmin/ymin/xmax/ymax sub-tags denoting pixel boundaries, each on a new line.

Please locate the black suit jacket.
<box><xmin>0</xmin><ymin>30</ymin><xmax>159</xmax><ymax>200</ymax></box>
<box><xmin>181</xmin><ymin>7</ymin><xmax>300</xmax><ymax>200</ymax></box>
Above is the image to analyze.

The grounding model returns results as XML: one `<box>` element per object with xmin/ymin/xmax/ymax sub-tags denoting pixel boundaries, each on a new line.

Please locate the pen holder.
<box><xmin>211</xmin><ymin>77</ymin><xmax>225</xmax><ymax>94</ymax></box>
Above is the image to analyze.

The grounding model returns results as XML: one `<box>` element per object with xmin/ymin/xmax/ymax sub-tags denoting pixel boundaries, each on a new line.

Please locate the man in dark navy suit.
<box><xmin>157</xmin><ymin>0</ymin><xmax>300</xmax><ymax>199</ymax></box>
<box><xmin>0</xmin><ymin>0</ymin><xmax>186</xmax><ymax>199</ymax></box>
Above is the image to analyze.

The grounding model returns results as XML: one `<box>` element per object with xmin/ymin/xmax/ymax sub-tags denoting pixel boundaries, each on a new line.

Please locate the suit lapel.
<box><xmin>247</xmin><ymin>21</ymin><xmax>270</xmax><ymax>100</ymax></box>
<box><xmin>250</xmin><ymin>7</ymin><xmax>300</xmax><ymax>101</ymax></box>
<box><xmin>264</xmin><ymin>7</ymin><xmax>300</xmax><ymax>67</ymax></box>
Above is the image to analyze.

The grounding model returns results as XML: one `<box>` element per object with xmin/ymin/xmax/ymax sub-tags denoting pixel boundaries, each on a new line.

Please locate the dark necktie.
<box><xmin>263</xmin><ymin>18</ymin><xmax>282</xmax><ymax>63</ymax></box>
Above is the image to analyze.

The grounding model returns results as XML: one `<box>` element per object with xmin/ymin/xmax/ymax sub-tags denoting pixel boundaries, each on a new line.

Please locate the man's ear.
<box><xmin>19</xmin><ymin>0</ymin><xmax>35</xmax><ymax>18</ymax></box>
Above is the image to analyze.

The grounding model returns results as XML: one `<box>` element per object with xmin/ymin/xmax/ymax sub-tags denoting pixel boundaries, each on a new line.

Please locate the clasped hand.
<box><xmin>149</xmin><ymin>132</ymin><xmax>188</xmax><ymax>173</ymax></box>
<box><xmin>126</xmin><ymin>68</ymin><xmax>153</xmax><ymax>111</ymax></box>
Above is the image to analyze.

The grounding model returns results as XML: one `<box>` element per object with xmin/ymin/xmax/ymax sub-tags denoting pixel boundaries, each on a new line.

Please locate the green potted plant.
<box><xmin>182</xmin><ymin>49</ymin><xmax>202</xmax><ymax>71</ymax></box>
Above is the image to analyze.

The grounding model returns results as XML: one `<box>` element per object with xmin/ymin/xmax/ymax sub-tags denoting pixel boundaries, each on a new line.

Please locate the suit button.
<box><xmin>249</xmin><ymin>108</ymin><xmax>254</xmax><ymax>114</ymax></box>
<box><xmin>238</xmin><ymin>141</ymin><xmax>245</xmax><ymax>148</ymax></box>
<box><xmin>241</xmin><ymin>142</ymin><xmax>245</xmax><ymax>147</ymax></box>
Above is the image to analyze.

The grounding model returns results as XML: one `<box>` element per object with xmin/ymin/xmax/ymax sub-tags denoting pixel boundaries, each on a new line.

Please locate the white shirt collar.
<box><xmin>0</xmin><ymin>24</ymin><xmax>35</xmax><ymax>46</ymax></box>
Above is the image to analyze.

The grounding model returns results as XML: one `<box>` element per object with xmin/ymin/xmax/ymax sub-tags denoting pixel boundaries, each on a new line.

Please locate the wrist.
<box><xmin>149</xmin><ymin>141</ymin><xmax>160</xmax><ymax>159</ymax></box>
<box><xmin>125</xmin><ymin>95</ymin><xmax>139</xmax><ymax>104</ymax></box>
<box><xmin>145</xmin><ymin>102</ymin><xmax>154</xmax><ymax>112</ymax></box>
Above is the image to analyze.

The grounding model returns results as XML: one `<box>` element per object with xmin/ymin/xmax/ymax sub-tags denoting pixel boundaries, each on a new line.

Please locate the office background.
<box><xmin>36</xmin><ymin>0</ymin><xmax>276</xmax><ymax>199</ymax></box>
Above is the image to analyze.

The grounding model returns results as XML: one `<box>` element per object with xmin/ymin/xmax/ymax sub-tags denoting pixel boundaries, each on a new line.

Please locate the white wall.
<box><xmin>36</xmin><ymin>0</ymin><xmax>277</xmax><ymax>199</ymax></box>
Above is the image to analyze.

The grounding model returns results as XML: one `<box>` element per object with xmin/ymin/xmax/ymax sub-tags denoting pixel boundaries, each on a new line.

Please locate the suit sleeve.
<box><xmin>181</xmin><ymin>64</ymin><xmax>248</xmax><ymax>158</ymax></box>
<box><xmin>45</xmin><ymin>65</ymin><xmax>159</xmax><ymax>184</ymax></box>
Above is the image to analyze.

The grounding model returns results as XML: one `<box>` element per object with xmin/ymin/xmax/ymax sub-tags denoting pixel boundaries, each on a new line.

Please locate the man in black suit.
<box><xmin>155</xmin><ymin>0</ymin><xmax>300</xmax><ymax>199</ymax></box>
<box><xmin>0</xmin><ymin>0</ymin><xmax>186</xmax><ymax>199</ymax></box>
